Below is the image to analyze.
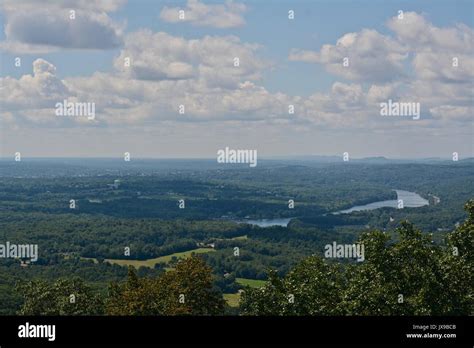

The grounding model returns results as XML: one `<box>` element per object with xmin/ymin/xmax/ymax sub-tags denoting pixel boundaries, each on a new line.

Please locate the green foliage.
<box><xmin>17</xmin><ymin>278</ymin><xmax>104</xmax><ymax>315</ymax></box>
<box><xmin>241</xmin><ymin>259</ymin><xmax>345</xmax><ymax>315</ymax></box>
<box><xmin>344</xmin><ymin>222</ymin><xmax>445</xmax><ymax>315</ymax></box>
<box><xmin>241</xmin><ymin>201</ymin><xmax>474</xmax><ymax>315</ymax></box>
<box><xmin>440</xmin><ymin>199</ymin><xmax>474</xmax><ymax>314</ymax></box>
<box><xmin>1</xmin><ymin>161</ymin><xmax>473</xmax><ymax>315</ymax></box>
<box><xmin>106</xmin><ymin>256</ymin><xmax>225</xmax><ymax>315</ymax></box>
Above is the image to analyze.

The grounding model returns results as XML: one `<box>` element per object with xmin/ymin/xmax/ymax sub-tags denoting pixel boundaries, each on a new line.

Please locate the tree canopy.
<box><xmin>16</xmin><ymin>200</ymin><xmax>473</xmax><ymax>316</ymax></box>
<box><xmin>240</xmin><ymin>200</ymin><xmax>473</xmax><ymax>315</ymax></box>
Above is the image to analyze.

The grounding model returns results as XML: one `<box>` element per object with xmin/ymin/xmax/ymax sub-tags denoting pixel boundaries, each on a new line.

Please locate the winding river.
<box><xmin>336</xmin><ymin>189</ymin><xmax>429</xmax><ymax>214</ymax></box>
<box><xmin>232</xmin><ymin>190</ymin><xmax>429</xmax><ymax>227</ymax></box>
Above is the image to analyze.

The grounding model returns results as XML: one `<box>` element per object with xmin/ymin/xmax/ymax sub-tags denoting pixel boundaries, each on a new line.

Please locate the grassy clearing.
<box><xmin>236</xmin><ymin>278</ymin><xmax>268</xmax><ymax>288</ymax></box>
<box><xmin>82</xmin><ymin>248</ymin><xmax>215</xmax><ymax>269</ymax></box>
<box><xmin>223</xmin><ymin>293</ymin><xmax>241</xmax><ymax>307</ymax></box>
<box><xmin>231</xmin><ymin>235</ymin><xmax>248</xmax><ymax>240</ymax></box>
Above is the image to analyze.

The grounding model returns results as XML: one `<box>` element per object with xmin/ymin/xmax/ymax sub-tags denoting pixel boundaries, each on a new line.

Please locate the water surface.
<box><xmin>234</xmin><ymin>218</ymin><xmax>292</xmax><ymax>227</ymax></box>
<box><xmin>336</xmin><ymin>190</ymin><xmax>429</xmax><ymax>214</ymax></box>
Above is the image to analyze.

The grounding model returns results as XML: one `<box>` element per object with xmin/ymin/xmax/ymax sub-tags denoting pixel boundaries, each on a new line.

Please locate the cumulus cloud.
<box><xmin>289</xmin><ymin>12</ymin><xmax>473</xmax><ymax>128</ymax></box>
<box><xmin>66</xmin><ymin>73</ymin><xmax>292</xmax><ymax>125</ymax></box>
<box><xmin>366</xmin><ymin>83</ymin><xmax>400</xmax><ymax>103</ymax></box>
<box><xmin>289</xmin><ymin>29</ymin><xmax>408</xmax><ymax>83</ymax></box>
<box><xmin>430</xmin><ymin>105</ymin><xmax>473</xmax><ymax>123</ymax></box>
<box><xmin>114</xmin><ymin>30</ymin><xmax>267</xmax><ymax>88</ymax></box>
<box><xmin>1</xmin><ymin>11</ymin><xmax>472</xmax><ymax>135</ymax></box>
<box><xmin>160</xmin><ymin>0</ymin><xmax>246</xmax><ymax>28</ymax></box>
<box><xmin>66</xmin><ymin>71</ymin><xmax>378</xmax><ymax>130</ymax></box>
<box><xmin>386</xmin><ymin>12</ymin><xmax>474</xmax><ymax>83</ymax></box>
<box><xmin>290</xmin><ymin>12</ymin><xmax>474</xmax><ymax>85</ymax></box>
<box><xmin>0</xmin><ymin>0</ymin><xmax>125</xmax><ymax>53</ymax></box>
<box><xmin>387</xmin><ymin>12</ymin><xmax>474</xmax><ymax>52</ymax></box>
<box><xmin>1</xmin><ymin>59</ymin><xmax>69</xmax><ymax>111</ymax></box>
<box><xmin>0</xmin><ymin>59</ymin><xmax>79</xmax><ymax>126</ymax></box>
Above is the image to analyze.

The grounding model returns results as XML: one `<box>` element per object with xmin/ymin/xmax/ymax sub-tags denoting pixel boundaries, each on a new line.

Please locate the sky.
<box><xmin>0</xmin><ymin>0</ymin><xmax>473</xmax><ymax>159</ymax></box>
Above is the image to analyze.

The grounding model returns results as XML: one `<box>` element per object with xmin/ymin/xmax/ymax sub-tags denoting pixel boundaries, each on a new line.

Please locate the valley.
<box><xmin>0</xmin><ymin>158</ymin><xmax>472</xmax><ymax>313</ymax></box>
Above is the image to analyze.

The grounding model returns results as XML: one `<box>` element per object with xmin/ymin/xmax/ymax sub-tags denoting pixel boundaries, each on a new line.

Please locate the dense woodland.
<box><xmin>14</xmin><ymin>201</ymin><xmax>474</xmax><ymax>316</ymax></box>
<box><xmin>0</xmin><ymin>159</ymin><xmax>472</xmax><ymax>315</ymax></box>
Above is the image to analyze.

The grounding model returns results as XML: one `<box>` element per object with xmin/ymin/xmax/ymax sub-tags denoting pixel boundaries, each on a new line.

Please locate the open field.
<box><xmin>236</xmin><ymin>278</ymin><xmax>268</xmax><ymax>288</ymax></box>
<box><xmin>231</xmin><ymin>235</ymin><xmax>248</xmax><ymax>240</ymax></box>
<box><xmin>83</xmin><ymin>248</ymin><xmax>215</xmax><ymax>269</ymax></box>
<box><xmin>223</xmin><ymin>293</ymin><xmax>241</xmax><ymax>307</ymax></box>
<box><xmin>224</xmin><ymin>277</ymin><xmax>267</xmax><ymax>308</ymax></box>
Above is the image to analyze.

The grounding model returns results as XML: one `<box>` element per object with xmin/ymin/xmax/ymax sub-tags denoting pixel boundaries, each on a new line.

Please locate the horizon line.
<box><xmin>0</xmin><ymin>156</ymin><xmax>472</xmax><ymax>161</ymax></box>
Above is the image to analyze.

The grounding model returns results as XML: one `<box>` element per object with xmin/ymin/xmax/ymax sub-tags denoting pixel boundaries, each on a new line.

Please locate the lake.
<box><xmin>234</xmin><ymin>218</ymin><xmax>292</xmax><ymax>227</ymax></box>
<box><xmin>336</xmin><ymin>190</ymin><xmax>429</xmax><ymax>214</ymax></box>
<box><xmin>232</xmin><ymin>190</ymin><xmax>429</xmax><ymax>225</ymax></box>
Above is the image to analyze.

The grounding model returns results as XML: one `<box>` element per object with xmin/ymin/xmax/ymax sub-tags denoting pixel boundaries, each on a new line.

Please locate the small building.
<box><xmin>20</xmin><ymin>260</ymin><xmax>31</xmax><ymax>268</ymax></box>
<box><xmin>108</xmin><ymin>179</ymin><xmax>121</xmax><ymax>189</ymax></box>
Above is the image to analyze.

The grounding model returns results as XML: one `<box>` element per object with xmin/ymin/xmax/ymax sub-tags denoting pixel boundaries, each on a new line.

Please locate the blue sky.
<box><xmin>0</xmin><ymin>0</ymin><xmax>473</xmax><ymax>158</ymax></box>
<box><xmin>2</xmin><ymin>0</ymin><xmax>473</xmax><ymax>95</ymax></box>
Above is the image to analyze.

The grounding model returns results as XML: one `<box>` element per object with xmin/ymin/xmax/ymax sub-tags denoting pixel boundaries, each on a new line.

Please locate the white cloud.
<box><xmin>289</xmin><ymin>29</ymin><xmax>408</xmax><ymax>83</ymax></box>
<box><xmin>386</xmin><ymin>12</ymin><xmax>474</xmax><ymax>84</ymax></box>
<box><xmin>1</xmin><ymin>11</ymin><xmax>472</xmax><ymax>138</ymax></box>
<box><xmin>290</xmin><ymin>12</ymin><xmax>474</xmax><ymax>86</ymax></box>
<box><xmin>114</xmin><ymin>30</ymin><xmax>267</xmax><ymax>88</ymax></box>
<box><xmin>387</xmin><ymin>12</ymin><xmax>474</xmax><ymax>53</ymax></box>
<box><xmin>160</xmin><ymin>0</ymin><xmax>246</xmax><ymax>28</ymax></box>
<box><xmin>0</xmin><ymin>59</ymin><xmax>81</xmax><ymax>126</ymax></box>
<box><xmin>1</xmin><ymin>59</ymin><xmax>70</xmax><ymax>111</ymax></box>
<box><xmin>288</xmin><ymin>12</ymin><xmax>473</xmax><ymax>129</ymax></box>
<box><xmin>430</xmin><ymin>105</ymin><xmax>473</xmax><ymax>123</ymax></box>
<box><xmin>367</xmin><ymin>83</ymin><xmax>399</xmax><ymax>103</ymax></box>
<box><xmin>412</xmin><ymin>52</ymin><xmax>474</xmax><ymax>83</ymax></box>
<box><xmin>67</xmin><ymin>74</ymin><xmax>292</xmax><ymax>125</ymax></box>
<box><xmin>0</xmin><ymin>1</ymin><xmax>125</xmax><ymax>53</ymax></box>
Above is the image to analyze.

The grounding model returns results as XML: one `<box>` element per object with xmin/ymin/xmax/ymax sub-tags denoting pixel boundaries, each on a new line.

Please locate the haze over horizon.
<box><xmin>1</xmin><ymin>155</ymin><xmax>473</xmax><ymax>161</ymax></box>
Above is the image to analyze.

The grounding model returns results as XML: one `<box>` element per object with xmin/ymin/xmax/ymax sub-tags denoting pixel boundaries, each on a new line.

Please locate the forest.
<box><xmin>13</xmin><ymin>201</ymin><xmax>474</xmax><ymax>316</ymax></box>
<box><xmin>0</xmin><ymin>158</ymin><xmax>472</xmax><ymax>314</ymax></box>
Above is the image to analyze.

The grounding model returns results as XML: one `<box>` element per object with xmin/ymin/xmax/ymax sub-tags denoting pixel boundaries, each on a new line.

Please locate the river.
<box><xmin>336</xmin><ymin>189</ymin><xmax>429</xmax><ymax>214</ymax></box>
<box><xmin>232</xmin><ymin>190</ymin><xmax>429</xmax><ymax>226</ymax></box>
